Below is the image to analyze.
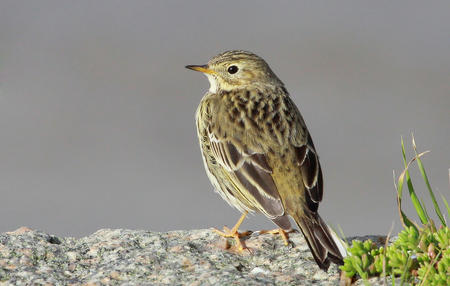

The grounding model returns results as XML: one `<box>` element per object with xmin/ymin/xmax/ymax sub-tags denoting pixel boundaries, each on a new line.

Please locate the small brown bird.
<box><xmin>186</xmin><ymin>50</ymin><xmax>343</xmax><ymax>270</ymax></box>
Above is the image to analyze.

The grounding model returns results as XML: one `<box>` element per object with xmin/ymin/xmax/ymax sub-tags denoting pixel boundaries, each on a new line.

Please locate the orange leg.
<box><xmin>213</xmin><ymin>211</ymin><xmax>251</xmax><ymax>252</ymax></box>
<box><xmin>259</xmin><ymin>228</ymin><xmax>295</xmax><ymax>246</ymax></box>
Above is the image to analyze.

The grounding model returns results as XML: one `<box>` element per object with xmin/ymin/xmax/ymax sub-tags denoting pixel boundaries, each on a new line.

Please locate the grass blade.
<box><xmin>401</xmin><ymin>137</ymin><xmax>429</xmax><ymax>224</ymax></box>
<box><xmin>399</xmin><ymin>253</ymin><xmax>411</xmax><ymax>286</ymax></box>
<box><xmin>396</xmin><ymin>169</ymin><xmax>418</xmax><ymax>230</ymax></box>
<box><xmin>412</xmin><ymin>136</ymin><xmax>446</xmax><ymax>226</ymax></box>
<box><xmin>418</xmin><ymin>252</ymin><xmax>441</xmax><ymax>286</ymax></box>
<box><xmin>441</xmin><ymin>195</ymin><xmax>450</xmax><ymax>221</ymax></box>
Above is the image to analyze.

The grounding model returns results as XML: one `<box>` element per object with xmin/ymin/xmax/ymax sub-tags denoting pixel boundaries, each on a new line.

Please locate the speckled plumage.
<box><xmin>188</xmin><ymin>50</ymin><xmax>343</xmax><ymax>270</ymax></box>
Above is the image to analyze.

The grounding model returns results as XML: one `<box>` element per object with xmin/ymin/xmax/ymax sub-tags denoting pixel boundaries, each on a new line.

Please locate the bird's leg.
<box><xmin>212</xmin><ymin>211</ymin><xmax>251</xmax><ymax>251</ymax></box>
<box><xmin>259</xmin><ymin>228</ymin><xmax>296</xmax><ymax>246</ymax></box>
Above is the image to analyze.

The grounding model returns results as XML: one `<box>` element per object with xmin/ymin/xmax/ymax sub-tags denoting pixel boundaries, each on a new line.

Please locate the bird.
<box><xmin>186</xmin><ymin>50</ymin><xmax>344</xmax><ymax>271</ymax></box>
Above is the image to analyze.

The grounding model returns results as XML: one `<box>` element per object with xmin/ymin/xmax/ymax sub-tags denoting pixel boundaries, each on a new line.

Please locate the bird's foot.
<box><xmin>259</xmin><ymin>228</ymin><xmax>296</xmax><ymax>246</ymax></box>
<box><xmin>212</xmin><ymin>211</ymin><xmax>251</xmax><ymax>252</ymax></box>
<box><xmin>213</xmin><ymin>227</ymin><xmax>252</xmax><ymax>252</ymax></box>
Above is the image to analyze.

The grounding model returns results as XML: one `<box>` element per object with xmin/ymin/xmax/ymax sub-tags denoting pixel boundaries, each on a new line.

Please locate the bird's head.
<box><xmin>186</xmin><ymin>50</ymin><xmax>283</xmax><ymax>92</ymax></box>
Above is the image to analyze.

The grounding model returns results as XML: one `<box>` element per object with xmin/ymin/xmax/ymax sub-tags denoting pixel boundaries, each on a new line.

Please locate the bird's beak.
<box><xmin>185</xmin><ymin>65</ymin><xmax>216</xmax><ymax>75</ymax></box>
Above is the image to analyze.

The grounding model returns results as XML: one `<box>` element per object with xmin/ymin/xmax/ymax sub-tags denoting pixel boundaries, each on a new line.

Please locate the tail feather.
<box><xmin>294</xmin><ymin>212</ymin><xmax>344</xmax><ymax>271</ymax></box>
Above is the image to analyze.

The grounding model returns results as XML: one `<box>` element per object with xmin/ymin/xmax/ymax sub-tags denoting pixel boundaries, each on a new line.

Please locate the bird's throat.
<box><xmin>204</xmin><ymin>73</ymin><xmax>218</xmax><ymax>93</ymax></box>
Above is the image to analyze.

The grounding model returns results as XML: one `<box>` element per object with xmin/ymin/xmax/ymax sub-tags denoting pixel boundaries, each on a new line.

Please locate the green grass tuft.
<box><xmin>340</xmin><ymin>136</ymin><xmax>450</xmax><ymax>285</ymax></box>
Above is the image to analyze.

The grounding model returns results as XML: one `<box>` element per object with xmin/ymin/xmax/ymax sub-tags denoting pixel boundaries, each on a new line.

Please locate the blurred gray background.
<box><xmin>1</xmin><ymin>1</ymin><xmax>449</xmax><ymax>238</ymax></box>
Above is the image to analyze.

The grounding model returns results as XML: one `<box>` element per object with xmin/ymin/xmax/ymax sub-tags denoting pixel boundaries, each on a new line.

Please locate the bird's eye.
<box><xmin>227</xmin><ymin>65</ymin><xmax>239</xmax><ymax>74</ymax></box>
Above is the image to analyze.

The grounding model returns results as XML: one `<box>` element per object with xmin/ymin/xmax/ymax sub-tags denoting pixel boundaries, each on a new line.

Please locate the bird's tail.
<box><xmin>293</xmin><ymin>212</ymin><xmax>344</xmax><ymax>271</ymax></box>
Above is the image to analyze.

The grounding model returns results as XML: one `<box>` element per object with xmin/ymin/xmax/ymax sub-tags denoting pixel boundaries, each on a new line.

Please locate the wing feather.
<box><xmin>208</xmin><ymin>130</ymin><xmax>284</xmax><ymax>218</ymax></box>
<box><xmin>294</xmin><ymin>134</ymin><xmax>323</xmax><ymax>213</ymax></box>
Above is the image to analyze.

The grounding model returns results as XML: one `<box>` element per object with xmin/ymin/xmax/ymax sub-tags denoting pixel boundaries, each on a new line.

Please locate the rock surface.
<box><xmin>0</xmin><ymin>227</ymin><xmax>385</xmax><ymax>285</ymax></box>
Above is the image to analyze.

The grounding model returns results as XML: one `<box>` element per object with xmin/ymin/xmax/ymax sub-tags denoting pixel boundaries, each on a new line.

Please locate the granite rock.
<box><xmin>0</xmin><ymin>227</ymin><xmax>385</xmax><ymax>285</ymax></box>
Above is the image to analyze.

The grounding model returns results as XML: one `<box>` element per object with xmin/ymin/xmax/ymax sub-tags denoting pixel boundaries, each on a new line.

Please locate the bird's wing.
<box><xmin>207</xmin><ymin>128</ymin><xmax>285</xmax><ymax>218</ymax></box>
<box><xmin>293</xmin><ymin>134</ymin><xmax>323</xmax><ymax>213</ymax></box>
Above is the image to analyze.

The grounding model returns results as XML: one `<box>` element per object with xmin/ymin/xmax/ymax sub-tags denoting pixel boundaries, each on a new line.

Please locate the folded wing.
<box><xmin>208</xmin><ymin>130</ymin><xmax>284</xmax><ymax>218</ymax></box>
